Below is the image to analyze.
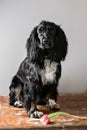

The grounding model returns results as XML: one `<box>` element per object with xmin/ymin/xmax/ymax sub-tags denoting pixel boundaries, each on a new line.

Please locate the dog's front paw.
<box><xmin>29</xmin><ymin>111</ymin><xmax>44</xmax><ymax>118</ymax></box>
<box><xmin>14</xmin><ymin>101</ymin><xmax>23</xmax><ymax>108</ymax></box>
<box><xmin>46</xmin><ymin>99</ymin><xmax>61</xmax><ymax>110</ymax></box>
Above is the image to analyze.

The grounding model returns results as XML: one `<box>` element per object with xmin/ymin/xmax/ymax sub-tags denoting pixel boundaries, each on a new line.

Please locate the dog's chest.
<box><xmin>41</xmin><ymin>59</ymin><xmax>58</xmax><ymax>85</ymax></box>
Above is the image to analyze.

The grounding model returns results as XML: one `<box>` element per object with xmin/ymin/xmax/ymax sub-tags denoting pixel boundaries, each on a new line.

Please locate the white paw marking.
<box><xmin>49</xmin><ymin>99</ymin><xmax>56</xmax><ymax>105</ymax></box>
<box><xmin>30</xmin><ymin>111</ymin><xmax>44</xmax><ymax>118</ymax></box>
<box><xmin>14</xmin><ymin>101</ymin><xmax>23</xmax><ymax>108</ymax></box>
<box><xmin>47</xmin><ymin>99</ymin><xmax>60</xmax><ymax>110</ymax></box>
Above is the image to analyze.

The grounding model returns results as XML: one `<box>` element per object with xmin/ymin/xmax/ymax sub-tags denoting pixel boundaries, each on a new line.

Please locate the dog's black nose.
<box><xmin>42</xmin><ymin>38</ymin><xmax>48</xmax><ymax>45</ymax></box>
<box><xmin>42</xmin><ymin>38</ymin><xmax>47</xmax><ymax>43</ymax></box>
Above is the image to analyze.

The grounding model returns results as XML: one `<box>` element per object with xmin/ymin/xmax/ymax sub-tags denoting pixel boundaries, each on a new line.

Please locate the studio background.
<box><xmin>0</xmin><ymin>0</ymin><xmax>87</xmax><ymax>95</ymax></box>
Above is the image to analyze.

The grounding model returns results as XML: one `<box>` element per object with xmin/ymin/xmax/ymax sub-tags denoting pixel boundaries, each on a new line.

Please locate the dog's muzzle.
<box><xmin>42</xmin><ymin>38</ymin><xmax>51</xmax><ymax>49</ymax></box>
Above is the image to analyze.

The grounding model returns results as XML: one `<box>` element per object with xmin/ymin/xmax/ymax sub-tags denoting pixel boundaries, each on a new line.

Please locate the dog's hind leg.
<box><xmin>9</xmin><ymin>75</ymin><xmax>24</xmax><ymax>108</ymax></box>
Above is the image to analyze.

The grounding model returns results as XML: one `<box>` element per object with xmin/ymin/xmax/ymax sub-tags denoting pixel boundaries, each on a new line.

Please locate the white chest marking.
<box><xmin>45</xmin><ymin>70</ymin><xmax>56</xmax><ymax>81</ymax></box>
<box><xmin>45</xmin><ymin>59</ymin><xmax>58</xmax><ymax>82</ymax></box>
<box><xmin>41</xmin><ymin>59</ymin><xmax>59</xmax><ymax>85</ymax></box>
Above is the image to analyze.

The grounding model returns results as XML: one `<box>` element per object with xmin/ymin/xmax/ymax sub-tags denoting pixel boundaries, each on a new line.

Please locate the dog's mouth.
<box><xmin>43</xmin><ymin>43</ymin><xmax>50</xmax><ymax>49</ymax></box>
<box><xmin>42</xmin><ymin>40</ymin><xmax>53</xmax><ymax>49</ymax></box>
<box><xmin>39</xmin><ymin>39</ymin><xmax>53</xmax><ymax>49</ymax></box>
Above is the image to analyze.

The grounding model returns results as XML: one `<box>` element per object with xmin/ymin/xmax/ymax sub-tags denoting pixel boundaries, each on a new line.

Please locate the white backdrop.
<box><xmin>0</xmin><ymin>0</ymin><xmax>87</xmax><ymax>95</ymax></box>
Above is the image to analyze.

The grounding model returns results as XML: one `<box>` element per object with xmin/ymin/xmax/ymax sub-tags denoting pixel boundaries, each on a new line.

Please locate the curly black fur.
<box><xmin>9</xmin><ymin>21</ymin><xmax>68</xmax><ymax>117</ymax></box>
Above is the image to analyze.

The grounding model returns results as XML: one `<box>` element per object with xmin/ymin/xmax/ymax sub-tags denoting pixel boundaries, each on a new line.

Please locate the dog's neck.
<box><xmin>43</xmin><ymin>49</ymin><xmax>60</xmax><ymax>63</ymax></box>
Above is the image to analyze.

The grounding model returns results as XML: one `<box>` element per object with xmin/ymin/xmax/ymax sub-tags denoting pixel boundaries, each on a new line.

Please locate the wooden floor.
<box><xmin>0</xmin><ymin>94</ymin><xmax>87</xmax><ymax>130</ymax></box>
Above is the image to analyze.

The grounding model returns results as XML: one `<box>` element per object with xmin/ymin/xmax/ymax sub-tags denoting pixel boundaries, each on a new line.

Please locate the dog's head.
<box><xmin>27</xmin><ymin>20</ymin><xmax>68</xmax><ymax>61</ymax></box>
<box><xmin>37</xmin><ymin>21</ymin><xmax>56</xmax><ymax>49</ymax></box>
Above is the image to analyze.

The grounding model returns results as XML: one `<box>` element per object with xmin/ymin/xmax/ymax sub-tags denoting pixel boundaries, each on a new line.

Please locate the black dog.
<box><xmin>9</xmin><ymin>21</ymin><xmax>68</xmax><ymax>118</ymax></box>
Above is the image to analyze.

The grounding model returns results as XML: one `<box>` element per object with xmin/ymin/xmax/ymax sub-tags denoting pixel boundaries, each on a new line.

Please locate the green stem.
<box><xmin>48</xmin><ymin>111</ymin><xmax>87</xmax><ymax>120</ymax></box>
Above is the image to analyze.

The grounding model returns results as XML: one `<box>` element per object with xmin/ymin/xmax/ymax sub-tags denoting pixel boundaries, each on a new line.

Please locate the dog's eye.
<box><xmin>39</xmin><ymin>26</ymin><xmax>45</xmax><ymax>32</ymax></box>
<box><xmin>48</xmin><ymin>27</ymin><xmax>54</xmax><ymax>33</ymax></box>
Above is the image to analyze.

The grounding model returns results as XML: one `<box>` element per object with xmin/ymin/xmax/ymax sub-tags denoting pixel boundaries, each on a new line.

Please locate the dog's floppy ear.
<box><xmin>26</xmin><ymin>26</ymin><xmax>39</xmax><ymax>55</ymax></box>
<box><xmin>54</xmin><ymin>25</ymin><xmax>68</xmax><ymax>61</ymax></box>
<box><xmin>26</xmin><ymin>26</ymin><xmax>40</xmax><ymax>62</ymax></box>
